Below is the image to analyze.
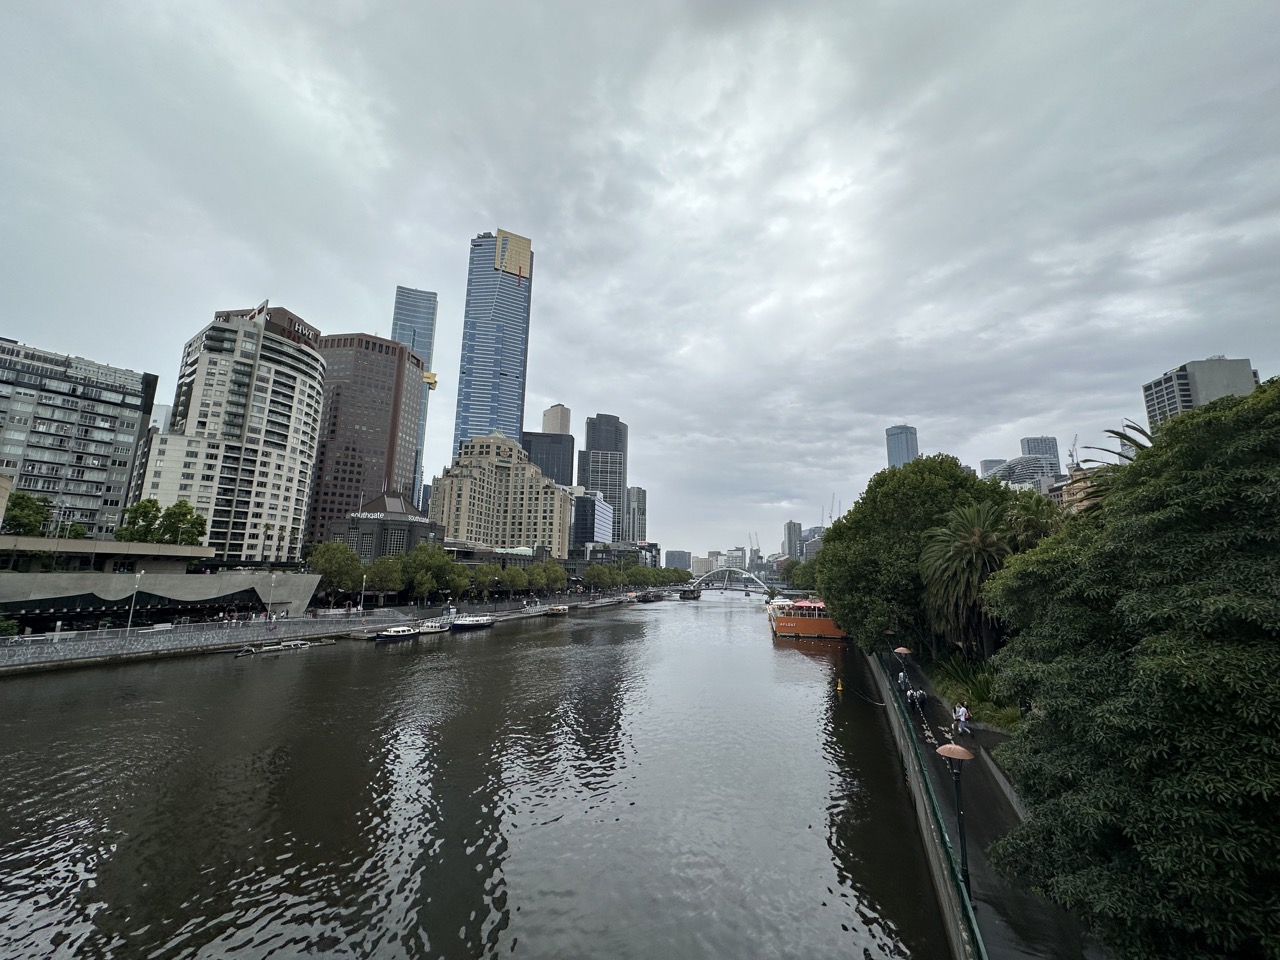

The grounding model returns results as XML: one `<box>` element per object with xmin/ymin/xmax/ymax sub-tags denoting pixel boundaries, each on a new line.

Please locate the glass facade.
<box><xmin>885</xmin><ymin>424</ymin><xmax>918</xmax><ymax>469</ymax></box>
<box><xmin>451</xmin><ymin>230</ymin><xmax>533</xmax><ymax>456</ymax></box>
<box><xmin>390</xmin><ymin>286</ymin><xmax>438</xmax><ymax>508</ymax></box>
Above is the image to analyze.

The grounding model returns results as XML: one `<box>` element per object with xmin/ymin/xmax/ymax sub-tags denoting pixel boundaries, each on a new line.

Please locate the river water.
<box><xmin>0</xmin><ymin>601</ymin><xmax>949</xmax><ymax>959</ymax></box>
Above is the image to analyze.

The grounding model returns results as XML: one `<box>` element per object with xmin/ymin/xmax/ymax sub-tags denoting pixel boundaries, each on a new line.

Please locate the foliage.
<box><xmin>1</xmin><ymin>492</ymin><xmax>52</xmax><ymax>536</ymax></box>
<box><xmin>0</xmin><ymin>616</ymin><xmax>19</xmax><ymax>637</ymax></box>
<box><xmin>307</xmin><ymin>542</ymin><xmax>363</xmax><ymax>597</ymax></box>
<box><xmin>1003</xmin><ymin>487</ymin><xmax>1066</xmax><ymax>553</ymax></box>
<box><xmin>472</xmin><ymin>563</ymin><xmax>504</xmax><ymax>597</ymax></box>
<box><xmin>64</xmin><ymin>523</ymin><xmax>89</xmax><ymax>539</ymax></box>
<box><xmin>365</xmin><ymin>555</ymin><xmax>405</xmax><ymax>596</ymax></box>
<box><xmin>985</xmin><ymin>380</ymin><xmax>1280</xmax><ymax>960</ymax></box>
<box><xmin>815</xmin><ymin>454</ymin><xmax>999</xmax><ymax>657</ymax></box>
<box><xmin>499</xmin><ymin>566</ymin><xmax>528</xmax><ymax>593</ymax></box>
<box><xmin>411</xmin><ymin>570</ymin><xmax>436</xmax><ymax>601</ymax></box>
<box><xmin>920</xmin><ymin>501</ymin><xmax>1012</xmax><ymax>659</ymax></box>
<box><xmin>790</xmin><ymin>560</ymin><xmax>817</xmax><ymax>590</ymax></box>
<box><xmin>778</xmin><ymin>557</ymin><xmax>799</xmax><ymax>583</ymax></box>
<box><xmin>116</xmin><ymin>498</ymin><xmax>206</xmax><ymax>545</ymax></box>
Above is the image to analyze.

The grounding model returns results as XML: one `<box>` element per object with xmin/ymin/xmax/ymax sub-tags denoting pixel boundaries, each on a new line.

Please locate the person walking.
<box><xmin>956</xmin><ymin>702</ymin><xmax>973</xmax><ymax>738</ymax></box>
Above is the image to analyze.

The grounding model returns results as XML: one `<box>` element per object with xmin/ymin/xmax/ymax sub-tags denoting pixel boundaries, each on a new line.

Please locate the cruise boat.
<box><xmin>375</xmin><ymin>625</ymin><xmax>419</xmax><ymax>642</ymax></box>
<box><xmin>767</xmin><ymin>598</ymin><xmax>847</xmax><ymax>640</ymax></box>
<box><xmin>451</xmin><ymin>614</ymin><xmax>495</xmax><ymax>631</ymax></box>
<box><xmin>544</xmin><ymin>605</ymin><xmax>569</xmax><ymax>617</ymax></box>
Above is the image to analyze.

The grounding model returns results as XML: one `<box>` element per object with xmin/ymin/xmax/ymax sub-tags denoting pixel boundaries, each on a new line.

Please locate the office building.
<box><xmin>452</xmin><ymin>229</ymin><xmax>534</xmax><ymax>455</ymax></box>
<box><xmin>520</xmin><ymin>431</ymin><xmax>575</xmax><ymax>486</ymax></box>
<box><xmin>1019</xmin><ymin>436</ymin><xmax>1061</xmax><ymax>477</ymax></box>
<box><xmin>886</xmin><ymin>424</ymin><xmax>919</xmax><ymax>468</ymax></box>
<box><xmin>333</xmin><ymin>491</ymin><xmax>443</xmax><ymax>562</ymax></box>
<box><xmin>625</xmin><ymin>485</ymin><xmax>646</xmax><ymax>542</ymax></box>
<box><xmin>0</xmin><ymin>338</ymin><xmax>157</xmax><ymax>538</ymax></box>
<box><xmin>979</xmin><ymin>459</ymin><xmax>1007</xmax><ymax>477</ymax></box>
<box><xmin>664</xmin><ymin>550</ymin><xmax>691</xmax><ymax>570</ymax></box>
<box><xmin>306</xmin><ymin>332</ymin><xmax>427</xmax><ymax>546</ymax></box>
<box><xmin>985</xmin><ymin>455</ymin><xmax>1056</xmax><ymax>486</ymax></box>
<box><xmin>577</xmin><ymin>413</ymin><xmax>627</xmax><ymax>542</ymax></box>
<box><xmin>140</xmin><ymin>303</ymin><xmax>325</xmax><ymax>563</ymax></box>
<box><xmin>571</xmin><ymin>488</ymin><xmax>613</xmax><ymax>546</ymax></box>
<box><xmin>429</xmin><ymin>431</ymin><xmax>572</xmax><ymax>558</ymax></box>
<box><xmin>542</xmin><ymin>403</ymin><xmax>570</xmax><ymax>434</ymax></box>
<box><xmin>389</xmin><ymin>286</ymin><xmax>440</xmax><ymax>508</ymax></box>
<box><xmin>1142</xmin><ymin>356</ymin><xmax>1259</xmax><ymax>430</ymax></box>
<box><xmin>691</xmin><ymin>556</ymin><xmax>714</xmax><ymax>576</ymax></box>
<box><xmin>783</xmin><ymin>520</ymin><xmax>802</xmax><ymax>560</ymax></box>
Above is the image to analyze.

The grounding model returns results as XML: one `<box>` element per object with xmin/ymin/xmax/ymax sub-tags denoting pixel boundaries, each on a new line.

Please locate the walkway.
<box><xmin>890</xmin><ymin>655</ymin><xmax>1110</xmax><ymax>960</ymax></box>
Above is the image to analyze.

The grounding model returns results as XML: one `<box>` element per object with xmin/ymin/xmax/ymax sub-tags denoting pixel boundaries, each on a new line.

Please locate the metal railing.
<box><xmin>878</xmin><ymin>655</ymin><xmax>990</xmax><ymax>960</ymax></box>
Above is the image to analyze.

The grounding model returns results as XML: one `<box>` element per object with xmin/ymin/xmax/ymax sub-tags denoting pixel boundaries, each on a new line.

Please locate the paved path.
<box><xmin>891</xmin><ymin>657</ymin><xmax>1110</xmax><ymax>960</ymax></box>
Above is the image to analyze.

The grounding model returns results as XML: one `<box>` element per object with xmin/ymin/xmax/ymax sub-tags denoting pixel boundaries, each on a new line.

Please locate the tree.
<box><xmin>791</xmin><ymin>560</ymin><xmax>817</xmax><ymax>591</ymax></box>
<box><xmin>412</xmin><ymin>570</ymin><xmax>436</xmax><ymax>602</ymax></box>
<box><xmin>0</xmin><ymin>616</ymin><xmax>19</xmax><ymax>637</ymax></box>
<box><xmin>156</xmin><ymin>500</ymin><xmax>207</xmax><ymax>545</ymax></box>
<box><xmin>115</xmin><ymin>499</ymin><xmax>162</xmax><ymax>542</ymax></box>
<box><xmin>1</xmin><ymin>492</ymin><xmax>52</xmax><ymax>536</ymax></box>
<box><xmin>1002</xmin><ymin>488</ymin><xmax>1065</xmax><ymax>553</ymax></box>
<box><xmin>308</xmin><ymin>542</ymin><xmax>363</xmax><ymax>598</ymax></box>
<box><xmin>815</xmin><ymin>454</ymin><xmax>998</xmax><ymax>656</ymax></box>
<box><xmin>365</xmin><ymin>555</ymin><xmax>405</xmax><ymax>602</ymax></box>
<box><xmin>473</xmin><ymin>563</ymin><xmax>504</xmax><ymax>599</ymax></box>
<box><xmin>499</xmin><ymin>565</ymin><xmax>528</xmax><ymax>594</ymax></box>
<box><xmin>919</xmin><ymin>501</ymin><xmax>1011</xmax><ymax>659</ymax></box>
<box><xmin>986</xmin><ymin>380</ymin><xmax>1280</xmax><ymax>960</ymax></box>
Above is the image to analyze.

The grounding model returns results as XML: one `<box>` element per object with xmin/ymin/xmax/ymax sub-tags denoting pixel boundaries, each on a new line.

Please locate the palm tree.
<box><xmin>1004</xmin><ymin>488</ymin><xmax>1066</xmax><ymax>552</ymax></box>
<box><xmin>919</xmin><ymin>501</ymin><xmax>1011</xmax><ymax>659</ymax></box>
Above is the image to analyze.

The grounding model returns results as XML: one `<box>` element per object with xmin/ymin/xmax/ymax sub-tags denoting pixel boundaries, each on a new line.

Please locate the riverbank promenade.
<box><xmin>888</xmin><ymin>653</ymin><xmax>1110</xmax><ymax>960</ymax></box>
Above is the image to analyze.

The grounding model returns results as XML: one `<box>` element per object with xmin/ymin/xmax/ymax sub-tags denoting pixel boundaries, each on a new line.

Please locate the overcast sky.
<box><xmin>2</xmin><ymin>2</ymin><xmax>1276</xmax><ymax>558</ymax></box>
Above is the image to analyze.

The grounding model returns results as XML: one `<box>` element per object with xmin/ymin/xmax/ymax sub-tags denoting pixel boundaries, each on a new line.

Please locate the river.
<box><xmin>0</xmin><ymin>600</ymin><xmax>950</xmax><ymax>959</ymax></box>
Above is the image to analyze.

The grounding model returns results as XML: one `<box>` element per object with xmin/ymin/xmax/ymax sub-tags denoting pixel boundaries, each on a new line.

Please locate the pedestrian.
<box><xmin>957</xmin><ymin>702</ymin><xmax>973</xmax><ymax>738</ymax></box>
<box><xmin>897</xmin><ymin>670</ymin><xmax>906</xmax><ymax>690</ymax></box>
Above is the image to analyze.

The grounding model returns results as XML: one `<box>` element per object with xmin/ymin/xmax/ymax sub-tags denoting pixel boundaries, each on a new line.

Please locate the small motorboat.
<box><xmin>374</xmin><ymin>625</ymin><xmax>419</xmax><ymax>642</ymax></box>
<box><xmin>417</xmin><ymin>619</ymin><xmax>451</xmax><ymax>635</ymax></box>
<box><xmin>544</xmin><ymin>605</ymin><xmax>569</xmax><ymax>617</ymax></box>
<box><xmin>451</xmin><ymin>614</ymin><xmax>495</xmax><ymax>631</ymax></box>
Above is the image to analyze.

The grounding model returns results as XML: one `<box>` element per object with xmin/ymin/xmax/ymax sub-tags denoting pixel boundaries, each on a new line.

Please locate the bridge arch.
<box><xmin>687</xmin><ymin>567</ymin><xmax>772</xmax><ymax>594</ymax></box>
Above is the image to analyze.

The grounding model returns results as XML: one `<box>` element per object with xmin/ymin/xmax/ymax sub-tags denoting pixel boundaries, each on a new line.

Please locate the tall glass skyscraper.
<box><xmin>452</xmin><ymin>229</ymin><xmax>533</xmax><ymax>456</ymax></box>
<box><xmin>390</xmin><ymin>286</ymin><xmax>438</xmax><ymax>508</ymax></box>
<box><xmin>577</xmin><ymin>413</ymin><xmax>628</xmax><ymax>542</ymax></box>
<box><xmin>885</xmin><ymin>424</ymin><xmax>919</xmax><ymax>468</ymax></box>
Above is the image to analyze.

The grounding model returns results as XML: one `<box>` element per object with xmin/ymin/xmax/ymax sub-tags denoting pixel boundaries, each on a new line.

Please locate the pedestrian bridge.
<box><xmin>687</xmin><ymin>568</ymin><xmax>772</xmax><ymax>595</ymax></box>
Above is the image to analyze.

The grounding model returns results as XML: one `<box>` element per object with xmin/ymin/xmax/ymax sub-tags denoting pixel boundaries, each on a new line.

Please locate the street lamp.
<box><xmin>360</xmin><ymin>573</ymin><xmax>367</xmax><ymax>612</ymax></box>
<box><xmin>893</xmin><ymin>645</ymin><xmax>913</xmax><ymax>692</ymax></box>
<box><xmin>127</xmin><ymin>569</ymin><xmax>145</xmax><ymax>632</ymax></box>
<box><xmin>936</xmin><ymin>742</ymin><xmax>975</xmax><ymax>898</ymax></box>
<box><xmin>267</xmin><ymin>571</ymin><xmax>277</xmax><ymax>620</ymax></box>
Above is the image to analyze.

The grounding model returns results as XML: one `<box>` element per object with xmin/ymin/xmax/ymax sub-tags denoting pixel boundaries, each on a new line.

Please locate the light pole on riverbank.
<box><xmin>936</xmin><ymin>742</ymin><xmax>975</xmax><ymax>898</ymax></box>
<box><xmin>893</xmin><ymin>645</ymin><xmax>913</xmax><ymax>691</ymax></box>
<box><xmin>127</xmin><ymin>569</ymin><xmax>145</xmax><ymax>632</ymax></box>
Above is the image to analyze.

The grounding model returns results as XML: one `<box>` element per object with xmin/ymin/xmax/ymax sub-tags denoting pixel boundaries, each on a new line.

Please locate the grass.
<box><xmin>926</xmin><ymin>654</ymin><xmax>1021</xmax><ymax>731</ymax></box>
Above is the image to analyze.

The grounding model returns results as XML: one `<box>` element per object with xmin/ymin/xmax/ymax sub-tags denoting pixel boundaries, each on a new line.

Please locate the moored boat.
<box><xmin>375</xmin><ymin>625</ymin><xmax>419</xmax><ymax>642</ymax></box>
<box><xmin>417</xmin><ymin>619</ymin><xmax>451</xmax><ymax>635</ymax></box>
<box><xmin>234</xmin><ymin>646</ymin><xmax>256</xmax><ymax>658</ymax></box>
<box><xmin>544</xmin><ymin>605</ymin><xmax>569</xmax><ymax>617</ymax></box>
<box><xmin>767</xmin><ymin>598</ymin><xmax>847</xmax><ymax>640</ymax></box>
<box><xmin>451</xmin><ymin>614</ymin><xmax>495</xmax><ymax>630</ymax></box>
<box><xmin>678</xmin><ymin>588</ymin><xmax>702</xmax><ymax>601</ymax></box>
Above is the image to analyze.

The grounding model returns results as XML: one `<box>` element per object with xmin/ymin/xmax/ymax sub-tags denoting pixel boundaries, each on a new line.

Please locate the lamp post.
<box><xmin>360</xmin><ymin>573</ymin><xmax>367</xmax><ymax>612</ymax></box>
<box><xmin>936</xmin><ymin>742</ymin><xmax>975</xmax><ymax>898</ymax></box>
<box><xmin>268</xmin><ymin>571</ymin><xmax>277</xmax><ymax>620</ymax></box>
<box><xmin>893</xmin><ymin>645</ymin><xmax>913</xmax><ymax>693</ymax></box>
<box><xmin>127</xmin><ymin>569</ymin><xmax>145</xmax><ymax>632</ymax></box>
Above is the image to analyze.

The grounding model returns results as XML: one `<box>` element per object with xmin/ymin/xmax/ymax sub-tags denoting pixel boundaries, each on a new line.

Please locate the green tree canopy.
<box><xmin>920</xmin><ymin>500</ymin><xmax>1011</xmax><ymax>659</ymax></box>
<box><xmin>156</xmin><ymin>499</ymin><xmax>207</xmax><ymax>545</ymax></box>
<box><xmin>2</xmin><ymin>492</ymin><xmax>52</xmax><ymax>537</ymax></box>
<box><xmin>986</xmin><ymin>380</ymin><xmax>1280</xmax><ymax>960</ymax></box>
<box><xmin>815</xmin><ymin>454</ymin><xmax>998</xmax><ymax>656</ymax></box>
<box><xmin>308</xmin><ymin>542</ymin><xmax>363</xmax><ymax>597</ymax></box>
<box><xmin>365</xmin><ymin>555</ymin><xmax>405</xmax><ymax>596</ymax></box>
<box><xmin>115</xmin><ymin>498</ymin><xmax>162</xmax><ymax>542</ymax></box>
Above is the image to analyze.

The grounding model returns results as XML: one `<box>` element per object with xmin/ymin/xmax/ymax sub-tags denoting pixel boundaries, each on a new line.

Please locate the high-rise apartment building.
<box><xmin>0</xmin><ymin>338</ymin><xmax>157</xmax><ymax>537</ymax></box>
<box><xmin>542</xmin><ymin>403</ymin><xmax>570</xmax><ymax>434</ymax></box>
<box><xmin>140</xmin><ymin>303</ymin><xmax>325</xmax><ymax>563</ymax></box>
<box><xmin>1142</xmin><ymin>356</ymin><xmax>1260</xmax><ymax>429</ymax></box>
<box><xmin>886</xmin><ymin>424</ymin><xmax>919</xmax><ymax>468</ymax></box>
<box><xmin>664</xmin><ymin>550</ymin><xmax>691</xmax><ymax>570</ymax></box>
<box><xmin>571</xmin><ymin>488</ymin><xmax>613</xmax><ymax>546</ymax></box>
<box><xmin>390</xmin><ymin>286</ymin><xmax>439</xmax><ymax>509</ymax></box>
<box><xmin>306</xmin><ymin>332</ymin><xmax>427</xmax><ymax>546</ymax></box>
<box><xmin>520</xmin><ymin>431</ymin><xmax>575</xmax><ymax>486</ymax></box>
<box><xmin>783</xmin><ymin>520</ymin><xmax>802</xmax><ymax>560</ymax></box>
<box><xmin>1019</xmin><ymin>436</ymin><xmax>1061</xmax><ymax>477</ymax></box>
<box><xmin>452</xmin><ymin>229</ymin><xmax>534</xmax><ymax>455</ymax></box>
<box><xmin>625</xmin><ymin>485</ymin><xmax>647</xmax><ymax>542</ymax></box>
<box><xmin>429</xmin><ymin>432</ymin><xmax>572</xmax><ymax>557</ymax></box>
<box><xmin>577</xmin><ymin>413</ymin><xmax>628</xmax><ymax>542</ymax></box>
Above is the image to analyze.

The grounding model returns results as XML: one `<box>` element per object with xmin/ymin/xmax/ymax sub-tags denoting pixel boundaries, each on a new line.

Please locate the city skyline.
<box><xmin>3</xmin><ymin>4</ymin><xmax>1277</xmax><ymax>556</ymax></box>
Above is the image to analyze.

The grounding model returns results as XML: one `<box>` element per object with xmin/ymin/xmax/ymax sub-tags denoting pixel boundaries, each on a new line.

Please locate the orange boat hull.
<box><xmin>769</xmin><ymin>613</ymin><xmax>847</xmax><ymax>640</ymax></box>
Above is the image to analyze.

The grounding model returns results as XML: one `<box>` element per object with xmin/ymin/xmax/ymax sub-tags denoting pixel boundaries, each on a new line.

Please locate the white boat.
<box><xmin>375</xmin><ymin>625</ymin><xmax>418</xmax><ymax>642</ymax></box>
<box><xmin>451</xmin><ymin>614</ymin><xmax>495</xmax><ymax>631</ymax></box>
<box><xmin>544</xmin><ymin>605</ymin><xmax>569</xmax><ymax>617</ymax></box>
<box><xmin>417</xmin><ymin>619</ymin><xmax>451</xmax><ymax>635</ymax></box>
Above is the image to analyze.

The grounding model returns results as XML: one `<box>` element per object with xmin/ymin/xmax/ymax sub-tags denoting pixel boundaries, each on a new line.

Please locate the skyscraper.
<box><xmin>886</xmin><ymin>424</ymin><xmax>919</xmax><ymax>468</ymax></box>
<box><xmin>783</xmin><ymin>520</ymin><xmax>802</xmax><ymax>560</ymax></box>
<box><xmin>390</xmin><ymin>286</ymin><xmax>439</xmax><ymax>508</ymax></box>
<box><xmin>577</xmin><ymin>413</ymin><xmax>627</xmax><ymax>542</ymax></box>
<box><xmin>520</xmin><ymin>431</ymin><xmax>575</xmax><ymax>486</ymax></box>
<box><xmin>452</xmin><ymin>229</ymin><xmax>534</xmax><ymax>455</ymax></box>
<box><xmin>542</xmin><ymin>403</ymin><xmax>570</xmax><ymax>434</ymax></box>
<box><xmin>625</xmin><ymin>485</ymin><xmax>647</xmax><ymax>542</ymax></box>
<box><xmin>306</xmin><ymin>332</ymin><xmax>427</xmax><ymax>546</ymax></box>
<box><xmin>1142</xmin><ymin>356</ymin><xmax>1259</xmax><ymax>429</ymax></box>
<box><xmin>1019</xmin><ymin>436</ymin><xmax>1061</xmax><ymax>477</ymax></box>
<box><xmin>0</xmin><ymin>338</ymin><xmax>157</xmax><ymax>538</ymax></box>
<box><xmin>140</xmin><ymin>303</ymin><xmax>325</xmax><ymax>563</ymax></box>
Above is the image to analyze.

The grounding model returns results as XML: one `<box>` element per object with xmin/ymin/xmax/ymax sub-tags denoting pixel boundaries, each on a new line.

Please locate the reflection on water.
<box><xmin>0</xmin><ymin>604</ymin><xmax>948</xmax><ymax>959</ymax></box>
